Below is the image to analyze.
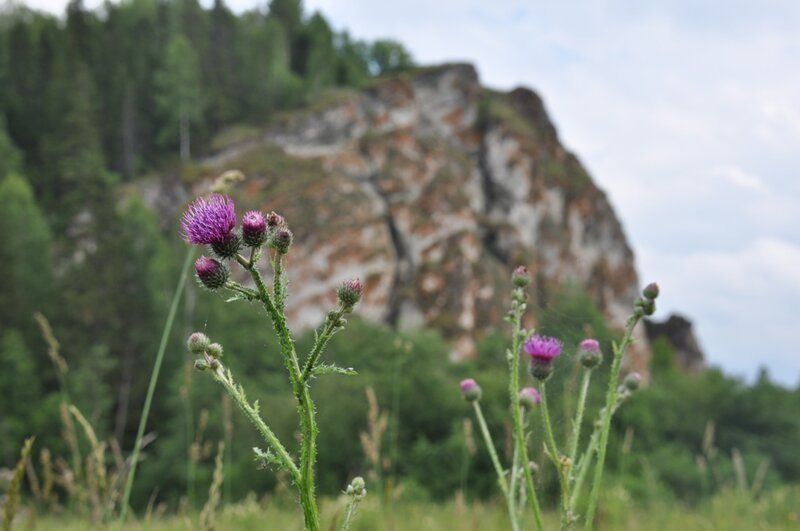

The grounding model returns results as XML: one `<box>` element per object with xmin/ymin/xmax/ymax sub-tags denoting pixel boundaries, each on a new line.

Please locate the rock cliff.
<box><xmin>187</xmin><ymin>63</ymin><xmax>649</xmax><ymax>369</ymax></box>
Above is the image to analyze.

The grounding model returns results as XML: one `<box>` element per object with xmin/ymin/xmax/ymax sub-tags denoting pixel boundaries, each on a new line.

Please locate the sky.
<box><xmin>23</xmin><ymin>0</ymin><xmax>800</xmax><ymax>386</ymax></box>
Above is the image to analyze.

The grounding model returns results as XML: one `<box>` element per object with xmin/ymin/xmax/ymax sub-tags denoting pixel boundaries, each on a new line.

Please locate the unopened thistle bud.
<box><xmin>519</xmin><ymin>387</ymin><xmax>541</xmax><ymax>410</ymax></box>
<box><xmin>266</xmin><ymin>211</ymin><xmax>285</xmax><ymax>228</ymax></box>
<box><xmin>242</xmin><ymin>211</ymin><xmax>268</xmax><ymax>247</ymax></box>
<box><xmin>623</xmin><ymin>372</ymin><xmax>642</xmax><ymax>391</ymax></box>
<box><xmin>346</xmin><ymin>476</ymin><xmax>367</xmax><ymax>500</ymax></box>
<box><xmin>207</xmin><ymin>342</ymin><xmax>224</xmax><ymax>358</ymax></box>
<box><xmin>187</xmin><ymin>332</ymin><xmax>210</xmax><ymax>355</ymax></box>
<box><xmin>271</xmin><ymin>227</ymin><xmax>293</xmax><ymax>254</ymax></box>
<box><xmin>512</xmin><ymin>265</ymin><xmax>530</xmax><ymax>288</ymax></box>
<box><xmin>643</xmin><ymin>282</ymin><xmax>660</xmax><ymax>300</ymax></box>
<box><xmin>337</xmin><ymin>278</ymin><xmax>363</xmax><ymax>310</ymax></box>
<box><xmin>460</xmin><ymin>378</ymin><xmax>482</xmax><ymax>402</ymax></box>
<box><xmin>194</xmin><ymin>359</ymin><xmax>209</xmax><ymax>371</ymax></box>
<box><xmin>195</xmin><ymin>256</ymin><xmax>228</xmax><ymax>290</ymax></box>
<box><xmin>578</xmin><ymin>338</ymin><xmax>602</xmax><ymax>369</ymax></box>
<box><xmin>524</xmin><ymin>334</ymin><xmax>563</xmax><ymax>381</ymax></box>
<box><xmin>635</xmin><ymin>297</ymin><xmax>656</xmax><ymax>316</ymax></box>
<box><xmin>210</xmin><ymin>232</ymin><xmax>242</xmax><ymax>259</ymax></box>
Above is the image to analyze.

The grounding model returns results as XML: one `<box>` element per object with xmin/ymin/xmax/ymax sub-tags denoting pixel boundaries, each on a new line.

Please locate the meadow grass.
<box><xmin>32</xmin><ymin>485</ymin><xmax>800</xmax><ymax>531</ymax></box>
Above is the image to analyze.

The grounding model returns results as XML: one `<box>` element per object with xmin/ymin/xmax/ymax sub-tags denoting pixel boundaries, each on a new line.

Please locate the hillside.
<box><xmin>154</xmin><ymin>63</ymin><xmax>649</xmax><ymax>369</ymax></box>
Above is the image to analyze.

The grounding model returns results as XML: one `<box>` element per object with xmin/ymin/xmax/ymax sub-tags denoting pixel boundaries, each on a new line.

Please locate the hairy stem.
<box><xmin>508</xmin><ymin>288</ymin><xmax>545</xmax><ymax>531</ymax></box>
<box><xmin>583</xmin><ymin>314</ymin><xmax>641</xmax><ymax>530</ymax></box>
<box><xmin>540</xmin><ymin>381</ymin><xmax>571</xmax><ymax>528</ymax></box>
<box><xmin>569</xmin><ymin>370</ymin><xmax>592</xmax><ymax>475</ymax></box>
<box><xmin>472</xmin><ymin>401</ymin><xmax>509</xmax><ymax>498</ymax></box>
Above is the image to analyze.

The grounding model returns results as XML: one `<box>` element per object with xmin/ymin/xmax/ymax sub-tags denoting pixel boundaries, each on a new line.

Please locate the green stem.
<box><xmin>211</xmin><ymin>366</ymin><xmax>300</xmax><ymax>480</ymax></box>
<box><xmin>540</xmin><ymin>381</ymin><xmax>571</xmax><ymax>527</ymax></box>
<box><xmin>509</xmin><ymin>424</ymin><xmax>522</xmax><ymax>529</ymax></box>
<box><xmin>569</xmin><ymin>370</ymin><xmax>592</xmax><ymax>472</ymax></box>
<box><xmin>247</xmin><ymin>264</ymin><xmax>320</xmax><ymax>530</ymax></box>
<box><xmin>508</xmin><ymin>288</ymin><xmax>545</xmax><ymax>531</ymax></box>
<box><xmin>583</xmin><ymin>314</ymin><xmax>640</xmax><ymax>531</ymax></box>
<box><xmin>119</xmin><ymin>247</ymin><xmax>193</xmax><ymax>523</ymax></box>
<box><xmin>300</xmin><ymin>309</ymin><xmax>344</xmax><ymax>383</ymax></box>
<box><xmin>471</xmin><ymin>401</ymin><xmax>509</xmax><ymax>498</ymax></box>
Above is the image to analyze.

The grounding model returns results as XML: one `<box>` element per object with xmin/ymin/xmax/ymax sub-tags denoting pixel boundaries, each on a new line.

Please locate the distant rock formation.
<box><xmin>644</xmin><ymin>314</ymin><xmax>705</xmax><ymax>373</ymax></box>
<box><xmin>176</xmin><ymin>63</ymin><xmax>649</xmax><ymax>370</ymax></box>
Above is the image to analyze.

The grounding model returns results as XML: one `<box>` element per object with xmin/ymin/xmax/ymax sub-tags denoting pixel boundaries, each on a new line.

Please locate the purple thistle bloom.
<box><xmin>337</xmin><ymin>278</ymin><xmax>363</xmax><ymax>309</ymax></box>
<box><xmin>524</xmin><ymin>335</ymin><xmax>563</xmax><ymax>362</ymax></box>
<box><xmin>512</xmin><ymin>265</ymin><xmax>530</xmax><ymax>287</ymax></box>
<box><xmin>242</xmin><ymin>210</ymin><xmax>268</xmax><ymax>247</ymax></box>
<box><xmin>519</xmin><ymin>387</ymin><xmax>541</xmax><ymax>409</ymax></box>
<box><xmin>460</xmin><ymin>378</ymin><xmax>482</xmax><ymax>402</ymax></box>
<box><xmin>181</xmin><ymin>194</ymin><xmax>237</xmax><ymax>245</ymax></box>
<box><xmin>578</xmin><ymin>338</ymin><xmax>602</xmax><ymax>369</ymax></box>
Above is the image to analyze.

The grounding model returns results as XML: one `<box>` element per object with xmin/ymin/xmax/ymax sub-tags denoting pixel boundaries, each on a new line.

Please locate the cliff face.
<box><xmin>192</xmin><ymin>64</ymin><xmax>648</xmax><ymax>369</ymax></box>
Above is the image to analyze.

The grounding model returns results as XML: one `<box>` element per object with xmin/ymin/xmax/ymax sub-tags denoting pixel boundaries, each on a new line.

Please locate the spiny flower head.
<box><xmin>242</xmin><ymin>210</ymin><xmax>268</xmax><ymax>247</ymax></box>
<box><xmin>525</xmin><ymin>334</ymin><xmax>562</xmax><ymax>380</ymax></box>
<box><xmin>623</xmin><ymin>372</ymin><xmax>642</xmax><ymax>391</ymax></box>
<box><xmin>195</xmin><ymin>256</ymin><xmax>228</xmax><ymax>290</ymax></box>
<box><xmin>643</xmin><ymin>282</ymin><xmax>660</xmax><ymax>300</ymax></box>
<box><xmin>181</xmin><ymin>194</ymin><xmax>237</xmax><ymax>245</ymax></box>
<box><xmin>578</xmin><ymin>338</ymin><xmax>602</xmax><ymax>369</ymax></box>
<box><xmin>266</xmin><ymin>211</ymin><xmax>285</xmax><ymax>228</ymax></box>
<box><xmin>524</xmin><ymin>335</ymin><xmax>563</xmax><ymax>362</ymax></box>
<box><xmin>337</xmin><ymin>278</ymin><xmax>363</xmax><ymax>310</ymax></box>
<box><xmin>460</xmin><ymin>378</ymin><xmax>482</xmax><ymax>402</ymax></box>
<box><xmin>512</xmin><ymin>265</ymin><xmax>530</xmax><ymax>288</ymax></box>
<box><xmin>187</xmin><ymin>332</ymin><xmax>210</xmax><ymax>355</ymax></box>
<box><xmin>519</xmin><ymin>387</ymin><xmax>541</xmax><ymax>410</ymax></box>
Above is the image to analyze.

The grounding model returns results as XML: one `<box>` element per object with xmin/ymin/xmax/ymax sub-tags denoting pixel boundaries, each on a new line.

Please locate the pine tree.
<box><xmin>0</xmin><ymin>115</ymin><xmax>23</xmax><ymax>179</ymax></box>
<box><xmin>155</xmin><ymin>33</ymin><xmax>205</xmax><ymax>161</ymax></box>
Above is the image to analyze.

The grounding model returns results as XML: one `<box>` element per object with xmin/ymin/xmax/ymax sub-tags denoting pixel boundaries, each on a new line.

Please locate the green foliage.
<box><xmin>0</xmin><ymin>116</ymin><xmax>22</xmax><ymax>179</ymax></box>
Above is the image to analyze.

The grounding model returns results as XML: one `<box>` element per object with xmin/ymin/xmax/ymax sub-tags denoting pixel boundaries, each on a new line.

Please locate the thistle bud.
<box><xmin>271</xmin><ymin>227</ymin><xmax>293</xmax><ymax>254</ymax></box>
<box><xmin>194</xmin><ymin>359</ymin><xmax>209</xmax><ymax>371</ymax></box>
<box><xmin>266</xmin><ymin>211</ymin><xmax>285</xmax><ymax>228</ymax></box>
<box><xmin>337</xmin><ymin>278</ymin><xmax>363</xmax><ymax>310</ymax></box>
<box><xmin>210</xmin><ymin>232</ymin><xmax>242</xmax><ymax>259</ymax></box>
<box><xmin>623</xmin><ymin>372</ymin><xmax>642</xmax><ymax>391</ymax></box>
<box><xmin>519</xmin><ymin>387</ymin><xmax>541</xmax><ymax>410</ymax></box>
<box><xmin>207</xmin><ymin>342</ymin><xmax>224</xmax><ymax>358</ymax></box>
<box><xmin>512</xmin><ymin>265</ymin><xmax>530</xmax><ymax>288</ymax></box>
<box><xmin>578</xmin><ymin>338</ymin><xmax>602</xmax><ymax>369</ymax></box>
<box><xmin>242</xmin><ymin>211</ymin><xmax>268</xmax><ymax>247</ymax></box>
<box><xmin>460</xmin><ymin>378</ymin><xmax>482</xmax><ymax>402</ymax></box>
<box><xmin>643</xmin><ymin>282</ymin><xmax>660</xmax><ymax>300</ymax></box>
<box><xmin>346</xmin><ymin>476</ymin><xmax>366</xmax><ymax>500</ymax></box>
<box><xmin>195</xmin><ymin>256</ymin><xmax>228</xmax><ymax>290</ymax></box>
<box><xmin>187</xmin><ymin>332</ymin><xmax>210</xmax><ymax>355</ymax></box>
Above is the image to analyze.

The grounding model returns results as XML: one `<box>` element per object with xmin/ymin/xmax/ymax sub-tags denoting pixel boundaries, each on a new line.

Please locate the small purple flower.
<box><xmin>337</xmin><ymin>278</ymin><xmax>363</xmax><ymax>310</ymax></box>
<box><xmin>519</xmin><ymin>387</ymin><xmax>541</xmax><ymax>410</ymax></box>
<box><xmin>242</xmin><ymin>210</ymin><xmax>268</xmax><ymax>247</ymax></box>
<box><xmin>525</xmin><ymin>334</ymin><xmax>562</xmax><ymax>380</ymax></box>
<box><xmin>524</xmin><ymin>335</ymin><xmax>563</xmax><ymax>362</ymax></box>
<box><xmin>460</xmin><ymin>378</ymin><xmax>482</xmax><ymax>402</ymax></box>
<box><xmin>512</xmin><ymin>265</ymin><xmax>530</xmax><ymax>288</ymax></box>
<box><xmin>195</xmin><ymin>256</ymin><xmax>228</xmax><ymax>290</ymax></box>
<box><xmin>181</xmin><ymin>194</ymin><xmax>237</xmax><ymax>245</ymax></box>
<box><xmin>579</xmin><ymin>338</ymin><xmax>602</xmax><ymax>369</ymax></box>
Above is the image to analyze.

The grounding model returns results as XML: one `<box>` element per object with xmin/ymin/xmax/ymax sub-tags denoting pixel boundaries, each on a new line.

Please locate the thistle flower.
<box><xmin>195</xmin><ymin>256</ymin><xmax>228</xmax><ymax>290</ymax></box>
<box><xmin>266</xmin><ymin>211</ymin><xmax>285</xmax><ymax>228</ymax></box>
<box><xmin>187</xmin><ymin>332</ymin><xmax>210</xmax><ymax>355</ymax></box>
<box><xmin>524</xmin><ymin>334</ymin><xmax>562</xmax><ymax>380</ymax></box>
<box><xmin>337</xmin><ymin>278</ymin><xmax>363</xmax><ymax>310</ymax></box>
<box><xmin>623</xmin><ymin>372</ymin><xmax>642</xmax><ymax>391</ymax></box>
<box><xmin>643</xmin><ymin>282</ymin><xmax>660</xmax><ymax>300</ymax></box>
<box><xmin>460</xmin><ymin>378</ymin><xmax>482</xmax><ymax>402</ymax></box>
<box><xmin>512</xmin><ymin>265</ymin><xmax>530</xmax><ymax>288</ymax></box>
<box><xmin>271</xmin><ymin>227</ymin><xmax>293</xmax><ymax>254</ymax></box>
<box><xmin>207</xmin><ymin>342</ymin><xmax>224</xmax><ymax>359</ymax></box>
<box><xmin>519</xmin><ymin>387</ymin><xmax>541</xmax><ymax>410</ymax></box>
<box><xmin>578</xmin><ymin>338</ymin><xmax>603</xmax><ymax>369</ymax></box>
<box><xmin>181</xmin><ymin>194</ymin><xmax>237</xmax><ymax>245</ymax></box>
<box><xmin>242</xmin><ymin>210</ymin><xmax>268</xmax><ymax>247</ymax></box>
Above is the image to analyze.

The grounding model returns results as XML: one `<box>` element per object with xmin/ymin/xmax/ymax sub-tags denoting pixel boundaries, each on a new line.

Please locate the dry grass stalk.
<box><xmin>2</xmin><ymin>437</ymin><xmax>35</xmax><ymax>531</ymax></box>
<box><xmin>200</xmin><ymin>442</ymin><xmax>225</xmax><ymax>531</ymax></box>
<box><xmin>359</xmin><ymin>386</ymin><xmax>389</xmax><ymax>484</ymax></box>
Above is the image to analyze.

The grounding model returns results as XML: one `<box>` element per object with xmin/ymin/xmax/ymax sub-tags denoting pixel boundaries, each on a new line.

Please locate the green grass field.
<box><xmin>30</xmin><ymin>486</ymin><xmax>799</xmax><ymax>531</ymax></box>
